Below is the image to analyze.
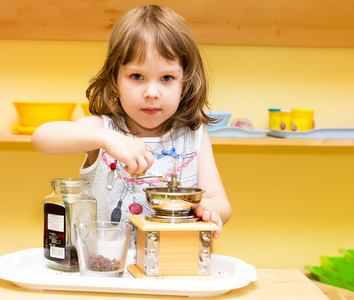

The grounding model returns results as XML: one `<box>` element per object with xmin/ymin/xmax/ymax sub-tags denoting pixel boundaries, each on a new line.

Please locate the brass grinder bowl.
<box><xmin>143</xmin><ymin>186</ymin><xmax>205</xmax><ymax>219</ymax></box>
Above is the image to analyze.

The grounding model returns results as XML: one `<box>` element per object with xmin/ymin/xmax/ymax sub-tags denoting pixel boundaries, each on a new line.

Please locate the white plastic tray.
<box><xmin>267</xmin><ymin>128</ymin><xmax>354</xmax><ymax>139</ymax></box>
<box><xmin>208</xmin><ymin>127</ymin><xmax>269</xmax><ymax>138</ymax></box>
<box><xmin>0</xmin><ymin>248</ymin><xmax>257</xmax><ymax>297</ymax></box>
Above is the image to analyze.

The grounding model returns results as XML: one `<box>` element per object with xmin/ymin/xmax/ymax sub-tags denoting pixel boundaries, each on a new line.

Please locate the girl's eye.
<box><xmin>131</xmin><ymin>74</ymin><xmax>143</xmax><ymax>80</ymax></box>
<box><xmin>161</xmin><ymin>75</ymin><xmax>173</xmax><ymax>82</ymax></box>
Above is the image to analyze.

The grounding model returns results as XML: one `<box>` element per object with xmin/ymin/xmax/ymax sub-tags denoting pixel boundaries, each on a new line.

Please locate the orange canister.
<box><xmin>291</xmin><ymin>109</ymin><xmax>315</xmax><ymax>131</ymax></box>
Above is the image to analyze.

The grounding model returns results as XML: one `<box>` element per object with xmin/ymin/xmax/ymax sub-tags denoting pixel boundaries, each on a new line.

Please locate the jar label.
<box><xmin>44</xmin><ymin>203</ymin><xmax>66</xmax><ymax>261</ymax></box>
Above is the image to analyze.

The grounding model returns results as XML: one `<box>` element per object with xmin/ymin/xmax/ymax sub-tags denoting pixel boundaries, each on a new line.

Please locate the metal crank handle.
<box><xmin>131</xmin><ymin>174</ymin><xmax>168</xmax><ymax>182</ymax></box>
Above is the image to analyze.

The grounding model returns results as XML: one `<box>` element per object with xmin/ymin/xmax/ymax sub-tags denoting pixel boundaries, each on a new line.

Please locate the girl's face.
<box><xmin>117</xmin><ymin>49</ymin><xmax>183</xmax><ymax>137</ymax></box>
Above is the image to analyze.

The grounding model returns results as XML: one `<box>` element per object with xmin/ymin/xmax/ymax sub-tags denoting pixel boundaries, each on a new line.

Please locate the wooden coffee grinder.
<box><xmin>127</xmin><ymin>174</ymin><xmax>219</xmax><ymax>279</ymax></box>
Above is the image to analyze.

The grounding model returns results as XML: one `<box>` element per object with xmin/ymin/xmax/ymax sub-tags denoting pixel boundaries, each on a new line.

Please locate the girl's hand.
<box><xmin>191</xmin><ymin>198</ymin><xmax>223</xmax><ymax>239</ymax></box>
<box><xmin>103</xmin><ymin>131</ymin><xmax>154</xmax><ymax>175</ymax></box>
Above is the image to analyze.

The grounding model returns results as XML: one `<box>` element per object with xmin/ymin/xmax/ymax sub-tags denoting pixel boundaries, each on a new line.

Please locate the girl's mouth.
<box><xmin>141</xmin><ymin>108</ymin><xmax>161</xmax><ymax>115</ymax></box>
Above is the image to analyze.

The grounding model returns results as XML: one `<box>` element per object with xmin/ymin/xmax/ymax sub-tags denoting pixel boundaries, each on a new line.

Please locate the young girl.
<box><xmin>32</xmin><ymin>5</ymin><xmax>231</xmax><ymax>249</ymax></box>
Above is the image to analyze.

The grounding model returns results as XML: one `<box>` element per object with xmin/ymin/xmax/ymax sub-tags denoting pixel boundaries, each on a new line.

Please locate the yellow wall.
<box><xmin>203</xmin><ymin>46</ymin><xmax>354</xmax><ymax>128</ymax></box>
<box><xmin>1</xmin><ymin>40</ymin><xmax>354</xmax><ymax>129</ymax></box>
<box><xmin>1</xmin><ymin>39</ymin><xmax>354</xmax><ymax>270</ymax></box>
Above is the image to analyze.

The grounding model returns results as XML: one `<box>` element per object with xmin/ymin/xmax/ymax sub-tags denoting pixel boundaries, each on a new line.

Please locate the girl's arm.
<box><xmin>32</xmin><ymin>116</ymin><xmax>106</xmax><ymax>155</ymax></box>
<box><xmin>31</xmin><ymin>116</ymin><xmax>154</xmax><ymax>175</ymax></box>
<box><xmin>193</xmin><ymin>126</ymin><xmax>232</xmax><ymax>238</ymax></box>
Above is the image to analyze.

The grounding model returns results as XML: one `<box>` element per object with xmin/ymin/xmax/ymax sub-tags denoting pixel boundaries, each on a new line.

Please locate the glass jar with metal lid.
<box><xmin>43</xmin><ymin>178</ymin><xmax>97</xmax><ymax>271</ymax></box>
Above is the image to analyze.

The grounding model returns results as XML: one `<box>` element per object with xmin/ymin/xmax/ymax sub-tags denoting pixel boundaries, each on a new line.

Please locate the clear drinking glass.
<box><xmin>75</xmin><ymin>221</ymin><xmax>132</xmax><ymax>277</ymax></box>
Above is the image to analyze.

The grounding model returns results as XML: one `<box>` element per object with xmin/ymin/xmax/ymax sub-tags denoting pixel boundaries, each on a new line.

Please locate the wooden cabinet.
<box><xmin>1</xmin><ymin>0</ymin><xmax>354</xmax><ymax>46</ymax></box>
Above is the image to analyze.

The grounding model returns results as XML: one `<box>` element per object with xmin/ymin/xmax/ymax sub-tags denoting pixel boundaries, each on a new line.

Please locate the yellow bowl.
<box><xmin>11</xmin><ymin>124</ymin><xmax>37</xmax><ymax>135</ymax></box>
<box><xmin>80</xmin><ymin>103</ymin><xmax>91</xmax><ymax>116</ymax></box>
<box><xmin>13</xmin><ymin>102</ymin><xmax>77</xmax><ymax>127</ymax></box>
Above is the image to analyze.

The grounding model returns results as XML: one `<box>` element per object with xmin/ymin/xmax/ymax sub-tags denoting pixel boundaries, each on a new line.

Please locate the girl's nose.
<box><xmin>144</xmin><ymin>82</ymin><xmax>160</xmax><ymax>100</ymax></box>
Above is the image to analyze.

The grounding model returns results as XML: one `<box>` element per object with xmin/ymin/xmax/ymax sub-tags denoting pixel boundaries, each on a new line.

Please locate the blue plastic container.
<box><xmin>205</xmin><ymin>110</ymin><xmax>232</xmax><ymax>131</ymax></box>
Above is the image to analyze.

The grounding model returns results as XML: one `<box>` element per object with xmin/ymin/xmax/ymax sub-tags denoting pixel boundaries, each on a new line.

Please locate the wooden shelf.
<box><xmin>0</xmin><ymin>132</ymin><xmax>32</xmax><ymax>143</ymax></box>
<box><xmin>1</xmin><ymin>0</ymin><xmax>354</xmax><ymax>47</ymax></box>
<box><xmin>1</xmin><ymin>132</ymin><xmax>353</xmax><ymax>147</ymax></box>
<box><xmin>210</xmin><ymin>137</ymin><xmax>354</xmax><ymax>147</ymax></box>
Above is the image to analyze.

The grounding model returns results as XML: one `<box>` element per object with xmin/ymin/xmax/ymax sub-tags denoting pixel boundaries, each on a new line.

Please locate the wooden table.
<box><xmin>0</xmin><ymin>269</ymin><xmax>328</xmax><ymax>299</ymax></box>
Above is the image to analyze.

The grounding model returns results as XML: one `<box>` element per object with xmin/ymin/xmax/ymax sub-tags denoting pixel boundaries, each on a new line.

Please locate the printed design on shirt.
<box><xmin>132</xmin><ymin>150</ymin><xmax>198</xmax><ymax>185</ymax></box>
<box><xmin>179</xmin><ymin>174</ymin><xmax>198</xmax><ymax>187</ymax></box>
<box><xmin>156</xmin><ymin>146</ymin><xmax>179</xmax><ymax>159</ymax></box>
<box><xmin>128</xmin><ymin>203</ymin><xmax>143</xmax><ymax>215</ymax></box>
<box><xmin>173</xmin><ymin>150</ymin><xmax>198</xmax><ymax>174</ymax></box>
<box><xmin>115</xmin><ymin>162</ymin><xmax>154</xmax><ymax>212</ymax></box>
<box><xmin>101</xmin><ymin>151</ymin><xmax>154</xmax><ymax>219</ymax></box>
<box><xmin>111</xmin><ymin>186</ymin><xmax>127</xmax><ymax>222</ymax></box>
<box><xmin>102</xmin><ymin>149</ymin><xmax>198</xmax><ymax>186</ymax></box>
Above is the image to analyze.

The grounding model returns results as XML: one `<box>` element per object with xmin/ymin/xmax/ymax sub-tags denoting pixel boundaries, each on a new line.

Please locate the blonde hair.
<box><xmin>86</xmin><ymin>5</ymin><xmax>215</xmax><ymax>134</ymax></box>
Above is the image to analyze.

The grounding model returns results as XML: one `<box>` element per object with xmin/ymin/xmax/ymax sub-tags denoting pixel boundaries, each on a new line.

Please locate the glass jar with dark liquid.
<box><xmin>43</xmin><ymin>178</ymin><xmax>97</xmax><ymax>271</ymax></box>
